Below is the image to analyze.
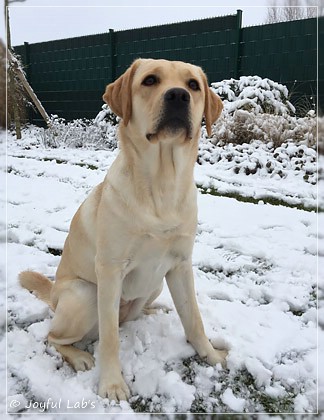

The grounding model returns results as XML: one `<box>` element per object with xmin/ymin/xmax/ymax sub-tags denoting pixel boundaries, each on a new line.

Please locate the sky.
<box><xmin>4</xmin><ymin>0</ymin><xmax>272</xmax><ymax>47</ymax></box>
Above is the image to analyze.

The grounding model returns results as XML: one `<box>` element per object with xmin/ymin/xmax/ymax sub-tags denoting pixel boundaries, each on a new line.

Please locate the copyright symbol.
<box><xmin>9</xmin><ymin>399</ymin><xmax>21</xmax><ymax>409</ymax></box>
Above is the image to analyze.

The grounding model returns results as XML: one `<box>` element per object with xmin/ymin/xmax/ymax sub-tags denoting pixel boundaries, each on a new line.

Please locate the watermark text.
<box><xmin>9</xmin><ymin>397</ymin><xmax>96</xmax><ymax>412</ymax></box>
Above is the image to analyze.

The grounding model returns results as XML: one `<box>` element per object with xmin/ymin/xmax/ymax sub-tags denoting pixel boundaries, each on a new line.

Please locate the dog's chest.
<box><xmin>121</xmin><ymin>233</ymin><xmax>185</xmax><ymax>301</ymax></box>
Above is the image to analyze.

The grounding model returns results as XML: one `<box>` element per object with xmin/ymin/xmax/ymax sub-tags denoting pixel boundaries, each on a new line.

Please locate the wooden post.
<box><xmin>8</xmin><ymin>66</ymin><xmax>21</xmax><ymax>138</ymax></box>
<box><xmin>8</xmin><ymin>49</ymin><xmax>50</xmax><ymax>125</ymax></box>
<box><xmin>6</xmin><ymin>2</ymin><xmax>50</xmax><ymax>130</ymax></box>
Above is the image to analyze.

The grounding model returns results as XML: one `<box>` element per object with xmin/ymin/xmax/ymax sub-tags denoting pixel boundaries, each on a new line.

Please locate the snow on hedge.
<box><xmin>211</xmin><ymin>76</ymin><xmax>296</xmax><ymax>116</ymax></box>
<box><xmin>39</xmin><ymin>114</ymin><xmax>118</xmax><ymax>150</ymax></box>
<box><xmin>211</xmin><ymin>111</ymin><xmax>316</xmax><ymax>149</ymax></box>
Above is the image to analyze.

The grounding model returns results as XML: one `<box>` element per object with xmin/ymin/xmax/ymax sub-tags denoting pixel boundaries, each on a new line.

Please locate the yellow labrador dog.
<box><xmin>19</xmin><ymin>58</ymin><xmax>226</xmax><ymax>401</ymax></box>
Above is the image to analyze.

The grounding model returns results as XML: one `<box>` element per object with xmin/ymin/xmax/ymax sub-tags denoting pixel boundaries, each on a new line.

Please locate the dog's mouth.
<box><xmin>146</xmin><ymin>115</ymin><xmax>193</xmax><ymax>142</ymax></box>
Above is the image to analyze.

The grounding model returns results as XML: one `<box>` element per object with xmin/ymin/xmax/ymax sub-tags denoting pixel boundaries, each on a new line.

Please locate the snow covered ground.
<box><xmin>1</xmin><ymin>126</ymin><xmax>323</xmax><ymax>416</ymax></box>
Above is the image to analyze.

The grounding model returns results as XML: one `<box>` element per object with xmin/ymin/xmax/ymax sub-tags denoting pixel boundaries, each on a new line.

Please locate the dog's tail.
<box><xmin>19</xmin><ymin>271</ymin><xmax>54</xmax><ymax>309</ymax></box>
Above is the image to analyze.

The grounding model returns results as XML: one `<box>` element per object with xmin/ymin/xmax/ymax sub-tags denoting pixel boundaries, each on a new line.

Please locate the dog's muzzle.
<box><xmin>146</xmin><ymin>88</ymin><xmax>193</xmax><ymax>141</ymax></box>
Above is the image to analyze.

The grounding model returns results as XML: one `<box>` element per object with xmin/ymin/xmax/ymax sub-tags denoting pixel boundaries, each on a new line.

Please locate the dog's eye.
<box><xmin>188</xmin><ymin>79</ymin><xmax>200</xmax><ymax>91</ymax></box>
<box><xmin>142</xmin><ymin>75</ymin><xmax>158</xmax><ymax>86</ymax></box>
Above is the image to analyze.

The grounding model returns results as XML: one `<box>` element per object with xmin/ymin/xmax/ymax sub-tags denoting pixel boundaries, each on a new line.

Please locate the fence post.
<box><xmin>235</xmin><ymin>9</ymin><xmax>243</xmax><ymax>79</ymax></box>
<box><xmin>109</xmin><ymin>28</ymin><xmax>116</xmax><ymax>82</ymax></box>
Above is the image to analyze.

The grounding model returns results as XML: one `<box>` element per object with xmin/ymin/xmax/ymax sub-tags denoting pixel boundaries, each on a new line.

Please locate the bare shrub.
<box><xmin>38</xmin><ymin>115</ymin><xmax>118</xmax><ymax>150</ymax></box>
<box><xmin>211</xmin><ymin>111</ymin><xmax>316</xmax><ymax>149</ymax></box>
<box><xmin>266</xmin><ymin>0</ymin><xmax>318</xmax><ymax>23</ymax></box>
<box><xmin>318</xmin><ymin>117</ymin><xmax>324</xmax><ymax>155</ymax></box>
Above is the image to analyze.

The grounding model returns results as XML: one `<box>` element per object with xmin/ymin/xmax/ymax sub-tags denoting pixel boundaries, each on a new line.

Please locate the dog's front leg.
<box><xmin>166</xmin><ymin>261</ymin><xmax>227</xmax><ymax>366</ymax></box>
<box><xmin>96</xmin><ymin>261</ymin><xmax>130</xmax><ymax>401</ymax></box>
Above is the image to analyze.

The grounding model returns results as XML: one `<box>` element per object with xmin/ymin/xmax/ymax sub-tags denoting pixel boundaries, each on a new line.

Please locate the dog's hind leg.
<box><xmin>142</xmin><ymin>284</ymin><xmax>171</xmax><ymax>315</ymax></box>
<box><xmin>48</xmin><ymin>279</ymin><xmax>98</xmax><ymax>371</ymax></box>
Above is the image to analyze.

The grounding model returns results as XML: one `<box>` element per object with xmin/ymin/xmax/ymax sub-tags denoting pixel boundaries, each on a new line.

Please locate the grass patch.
<box><xmin>215</xmin><ymin>369</ymin><xmax>296</xmax><ymax>414</ymax></box>
<box><xmin>197</xmin><ymin>185</ymin><xmax>320</xmax><ymax>213</ymax></box>
<box><xmin>130</xmin><ymin>396</ymin><xmax>161</xmax><ymax>413</ymax></box>
<box><xmin>258</xmin><ymin>393</ymin><xmax>296</xmax><ymax>413</ymax></box>
<box><xmin>43</xmin><ymin>157</ymin><xmax>99</xmax><ymax>170</ymax></box>
<box><xmin>198</xmin><ymin>254</ymin><xmax>273</xmax><ymax>281</ymax></box>
<box><xmin>290</xmin><ymin>309</ymin><xmax>304</xmax><ymax>317</ymax></box>
<box><xmin>47</xmin><ymin>247</ymin><xmax>62</xmax><ymax>256</ymax></box>
<box><xmin>76</xmin><ymin>162</ymin><xmax>98</xmax><ymax>170</ymax></box>
<box><xmin>181</xmin><ymin>356</ymin><xmax>298</xmax><ymax>414</ymax></box>
<box><xmin>43</xmin><ymin>157</ymin><xmax>67</xmax><ymax>165</ymax></box>
<box><xmin>11</xmin><ymin>155</ymin><xmax>99</xmax><ymax>170</ymax></box>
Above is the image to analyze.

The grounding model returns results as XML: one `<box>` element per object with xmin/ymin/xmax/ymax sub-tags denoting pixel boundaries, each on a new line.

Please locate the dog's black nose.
<box><xmin>164</xmin><ymin>88</ymin><xmax>190</xmax><ymax>104</ymax></box>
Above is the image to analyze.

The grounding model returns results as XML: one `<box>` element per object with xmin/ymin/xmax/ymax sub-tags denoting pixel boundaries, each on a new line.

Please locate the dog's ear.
<box><xmin>103</xmin><ymin>59</ymin><xmax>140</xmax><ymax>126</ymax></box>
<box><xmin>202</xmin><ymin>72</ymin><xmax>223</xmax><ymax>137</ymax></box>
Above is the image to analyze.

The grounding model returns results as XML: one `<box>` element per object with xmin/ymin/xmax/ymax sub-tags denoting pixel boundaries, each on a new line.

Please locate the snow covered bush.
<box><xmin>198</xmin><ymin>137</ymin><xmax>317</xmax><ymax>186</ymax></box>
<box><xmin>38</xmin><ymin>113</ymin><xmax>118</xmax><ymax>150</ymax></box>
<box><xmin>209</xmin><ymin>76</ymin><xmax>316</xmax><ymax>149</ymax></box>
<box><xmin>94</xmin><ymin>104</ymin><xmax>119</xmax><ymax>126</ymax></box>
<box><xmin>210</xmin><ymin>111</ymin><xmax>316</xmax><ymax>149</ymax></box>
<box><xmin>38</xmin><ymin>105</ymin><xmax>120</xmax><ymax>150</ymax></box>
<box><xmin>211</xmin><ymin>76</ymin><xmax>296</xmax><ymax>117</ymax></box>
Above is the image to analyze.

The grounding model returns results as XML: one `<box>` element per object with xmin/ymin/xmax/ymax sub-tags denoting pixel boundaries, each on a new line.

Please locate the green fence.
<box><xmin>240</xmin><ymin>18</ymin><xmax>319</xmax><ymax>112</ymax></box>
<box><xmin>14</xmin><ymin>11</ymin><xmax>322</xmax><ymax>124</ymax></box>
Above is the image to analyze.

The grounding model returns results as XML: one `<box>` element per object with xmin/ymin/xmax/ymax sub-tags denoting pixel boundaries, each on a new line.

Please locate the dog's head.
<box><xmin>103</xmin><ymin>58</ymin><xmax>222</xmax><ymax>141</ymax></box>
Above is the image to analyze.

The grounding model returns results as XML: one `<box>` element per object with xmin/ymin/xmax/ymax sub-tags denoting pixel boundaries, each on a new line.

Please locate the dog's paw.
<box><xmin>70</xmin><ymin>350</ymin><xmax>95</xmax><ymax>371</ymax></box>
<box><xmin>205</xmin><ymin>348</ymin><xmax>228</xmax><ymax>368</ymax></box>
<box><xmin>98</xmin><ymin>376</ymin><xmax>130</xmax><ymax>401</ymax></box>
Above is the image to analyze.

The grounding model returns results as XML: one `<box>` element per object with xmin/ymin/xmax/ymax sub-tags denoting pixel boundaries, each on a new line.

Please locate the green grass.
<box><xmin>47</xmin><ymin>247</ymin><xmax>62</xmax><ymax>256</ymax></box>
<box><xmin>197</xmin><ymin>185</ymin><xmax>320</xmax><ymax>213</ymax></box>
<box><xmin>43</xmin><ymin>157</ymin><xmax>99</xmax><ymax>170</ymax></box>
<box><xmin>43</xmin><ymin>157</ymin><xmax>67</xmax><ymax>165</ymax></box>
<box><xmin>258</xmin><ymin>393</ymin><xmax>295</xmax><ymax>413</ymax></box>
<box><xmin>129</xmin><ymin>356</ymin><xmax>298</xmax><ymax>414</ymax></box>
<box><xmin>76</xmin><ymin>162</ymin><xmax>98</xmax><ymax>170</ymax></box>
<box><xmin>11</xmin><ymin>155</ymin><xmax>99</xmax><ymax>170</ymax></box>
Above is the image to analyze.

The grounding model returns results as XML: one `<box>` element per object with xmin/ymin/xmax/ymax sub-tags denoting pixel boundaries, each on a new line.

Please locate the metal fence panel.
<box><xmin>14</xmin><ymin>12</ymin><xmax>321</xmax><ymax>124</ymax></box>
<box><xmin>240</xmin><ymin>18</ymin><xmax>318</xmax><ymax>111</ymax></box>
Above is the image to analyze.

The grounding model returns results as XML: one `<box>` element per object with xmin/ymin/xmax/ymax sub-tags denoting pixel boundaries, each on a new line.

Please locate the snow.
<box><xmin>1</xmin><ymin>123</ymin><xmax>321</xmax><ymax>416</ymax></box>
<box><xmin>1</xmin><ymin>68</ymin><xmax>322</xmax><ymax>414</ymax></box>
<box><xmin>221</xmin><ymin>388</ymin><xmax>246</xmax><ymax>412</ymax></box>
<box><xmin>197</xmin><ymin>135</ymin><xmax>318</xmax><ymax>210</ymax></box>
<box><xmin>211</xmin><ymin>76</ymin><xmax>296</xmax><ymax>116</ymax></box>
